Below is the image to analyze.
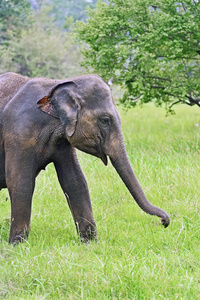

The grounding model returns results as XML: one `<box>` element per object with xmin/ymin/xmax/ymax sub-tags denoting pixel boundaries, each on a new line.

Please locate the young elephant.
<box><xmin>0</xmin><ymin>72</ymin><xmax>170</xmax><ymax>244</ymax></box>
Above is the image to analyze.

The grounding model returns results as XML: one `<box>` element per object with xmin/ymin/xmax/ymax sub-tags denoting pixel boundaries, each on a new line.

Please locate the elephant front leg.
<box><xmin>5</xmin><ymin>153</ymin><xmax>35</xmax><ymax>244</ymax></box>
<box><xmin>54</xmin><ymin>148</ymin><xmax>96</xmax><ymax>242</ymax></box>
<box><xmin>66</xmin><ymin>190</ymin><xmax>97</xmax><ymax>243</ymax></box>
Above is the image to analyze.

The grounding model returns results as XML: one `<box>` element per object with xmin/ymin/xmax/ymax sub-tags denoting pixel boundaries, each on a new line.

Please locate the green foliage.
<box><xmin>0</xmin><ymin>0</ymin><xmax>32</xmax><ymax>46</ymax></box>
<box><xmin>0</xmin><ymin>5</ymin><xmax>84</xmax><ymax>78</ymax></box>
<box><xmin>75</xmin><ymin>0</ymin><xmax>200</xmax><ymax>110</ymax></box>
<box><xmin>1</xmin><ymin>104</ymin><xmax>200</xmax><ymax>298</ymax></box>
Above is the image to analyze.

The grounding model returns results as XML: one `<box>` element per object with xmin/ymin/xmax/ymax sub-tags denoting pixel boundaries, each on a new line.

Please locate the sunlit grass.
<box><xmin>0</xmin><ymin>104</ymin><xmax>200</xmax><ymax>299</ymax></box>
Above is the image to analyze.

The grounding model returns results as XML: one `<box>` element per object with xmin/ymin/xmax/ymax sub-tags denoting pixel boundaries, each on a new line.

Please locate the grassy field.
<box><xmin>0</xmin><ymin>104</ymin><xmax>200</xmax><ymax>299</ymax></box>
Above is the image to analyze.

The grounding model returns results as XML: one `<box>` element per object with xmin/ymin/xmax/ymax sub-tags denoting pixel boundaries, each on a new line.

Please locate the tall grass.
<box><xmin>0</xmin><ymin>104</ymin><xmax>200</xmax><ymax>299</ymax></box>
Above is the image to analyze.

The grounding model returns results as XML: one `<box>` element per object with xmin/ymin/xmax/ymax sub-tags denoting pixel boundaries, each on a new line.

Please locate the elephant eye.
<box><xmin>99</xmin><ymin>116</ymin><xmax>111</xmax><ymax>127</ymax></box>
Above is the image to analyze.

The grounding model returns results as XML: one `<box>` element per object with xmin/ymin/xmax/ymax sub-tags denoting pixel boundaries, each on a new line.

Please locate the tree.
<box><xmin>0</xmin><ymin>5</ymin><xmax>84</xmax><ymax>78</ymax></box>
<box><xmin>75</xmin><ymin>0</ymin><xmax>200</xmax><ymax>111</ymax></box>
<box><xmin>0</xmin><ymin>0</ymin><xmax>32</xmax><ymax>46</ymax></box>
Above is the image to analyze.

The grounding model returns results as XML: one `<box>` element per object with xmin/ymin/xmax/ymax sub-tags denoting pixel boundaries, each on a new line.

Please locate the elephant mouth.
<box><xmin>95</xmin><ymin>136</ymin><xmax>108</xmax><ymax>166</ymax></box>
<box><xmin>100</xmin><ymin>152</ymin><xmax>108</xmax><ymax>166</ymax></box>
<box><xmin>74</xmin><ymin>141</ymin><xmax>108</xmax><ymax>165</ymax></box>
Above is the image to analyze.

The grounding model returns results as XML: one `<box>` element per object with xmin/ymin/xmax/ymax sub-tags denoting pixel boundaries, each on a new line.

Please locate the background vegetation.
<box><xmin>1</xmin><ymin>0</ymin><xmax>200</xmax><ymax>111</ymax></box>
<box><xmin>0</xmin><ymin>0</ymin><xmax>96</xmax><ymax>78</ymax></box>
<box><xmin>75</xmin><ymin>0</ymin><xmax>200</xmax><ymax>112</ymax></box>
<box><xmin>0</xmin><ymin>0</ymin><xmax>200</xmax><ymax>299</ymax></box>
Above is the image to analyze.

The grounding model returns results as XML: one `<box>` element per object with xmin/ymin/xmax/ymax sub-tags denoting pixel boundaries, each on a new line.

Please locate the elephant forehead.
<box><xmin>83</xmin><ymin>93</ymin><xmax>115</xmax><ymax>113</ymax></box>
<box><xmin>81</xmin><ymin>107</ymin><xmax>115</xmax><ymax>120</ymax></box>
<box><xmin>76</xmin><ymin>74</ymin><xmax>109</xmax><ymax>91</ymax></box>
<box><xmin>90</xmin><ymin>87</ymin><xmax>113</xmax><ymax>104</ymax></box>
<box><xmin>76</xmin><ymin>78</ymin><xmax>113</xmax><ymax>104</ymax></box>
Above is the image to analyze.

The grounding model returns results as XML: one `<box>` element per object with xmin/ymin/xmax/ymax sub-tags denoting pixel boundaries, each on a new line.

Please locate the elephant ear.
<box><xmin>37</xmin><ymin>82</ymin><xmax>80</xmax><ymax>137</ymax></box>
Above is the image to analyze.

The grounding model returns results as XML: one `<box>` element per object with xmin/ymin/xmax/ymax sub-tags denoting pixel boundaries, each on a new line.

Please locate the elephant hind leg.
<box><xmin>0</xmin><ymin>174</ymin><xmax>7</xmax><ymax>190</ymax></box>
<box><xmin>0</xmin><ymin>152</ymin><xmax>6</xmax><ymax>190</ymax></box>
<box><xmin>0</xmin><ymin>181</ymin><xmax>7</xmax><ymax>190</ymax></box>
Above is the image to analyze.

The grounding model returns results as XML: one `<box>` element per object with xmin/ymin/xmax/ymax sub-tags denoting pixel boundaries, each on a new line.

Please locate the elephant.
<box><xmin>0</xmin><ymin>72</ymin><xmax>170</xmax><ymax>244</ymax></box>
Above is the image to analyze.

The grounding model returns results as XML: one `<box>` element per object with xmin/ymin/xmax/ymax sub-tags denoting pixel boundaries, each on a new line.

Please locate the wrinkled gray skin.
<box><xmin>0</xmin><ymin>72</ymin><xmax>170</xmax><ymax>244</ymax></box>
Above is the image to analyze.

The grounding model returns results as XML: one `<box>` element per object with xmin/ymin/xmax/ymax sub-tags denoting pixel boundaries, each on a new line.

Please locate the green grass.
<box><xmin>0</xmin><ymin>104</ymin><xmax>200</xmax><ymax>299</ymax></box>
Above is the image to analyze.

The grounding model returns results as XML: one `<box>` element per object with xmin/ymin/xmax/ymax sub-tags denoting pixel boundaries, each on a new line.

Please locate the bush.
<box><xmin>0</xmin><ymin>6</ymin><xmax>84</xmax><ymax>79</ymax></box>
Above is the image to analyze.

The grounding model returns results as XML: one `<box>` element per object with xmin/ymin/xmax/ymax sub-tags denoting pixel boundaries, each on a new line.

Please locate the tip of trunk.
<box><xmin>161</xmin><ymin>215</ymin><xmax>170</xmax><ymax>228</ymax></box>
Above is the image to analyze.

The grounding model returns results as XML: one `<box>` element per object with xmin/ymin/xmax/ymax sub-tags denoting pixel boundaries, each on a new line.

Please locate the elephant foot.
<box><xmin>9</xmin><ymin>235</ymin><xmax>28</xmax><ymax>245</ymax></box>
<box><xmin>9</xmin><ymin>227</ymin><xmax>29</xmax><ymax>245</ymax></box>
<box><xmin>76</xmin><ymin>220</ymin><xmax>97</xmax><ymax>243</ymax></box>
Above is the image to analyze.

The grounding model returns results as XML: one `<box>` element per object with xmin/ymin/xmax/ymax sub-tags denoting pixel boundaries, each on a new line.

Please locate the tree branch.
<box><xmin>169</xmin><ymin>100</ymin><xmax>182</xmax><ymax>109</ymax></box>
<box><xmin>186</xmin><ymin>96</ymin><xmax>200</xmax><ymax>107</ymax></box>
<box><xmin>129</xmin><ymin>94</ymin><xmax>142</xmax><ymax>101</ymax></box>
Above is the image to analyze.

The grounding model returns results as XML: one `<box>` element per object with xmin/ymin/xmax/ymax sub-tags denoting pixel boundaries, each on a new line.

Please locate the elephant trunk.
<box><xmin>108</xmin><ymin>140</ymin><xmax>170</xmax><ymax>227</ymax></box>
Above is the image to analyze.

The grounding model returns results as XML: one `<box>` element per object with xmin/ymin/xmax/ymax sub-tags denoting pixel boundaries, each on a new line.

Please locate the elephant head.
<box><xmin>38</xmin><ymin>75</ymin><xmax>170</xmax><ymax>227</ymax></box>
